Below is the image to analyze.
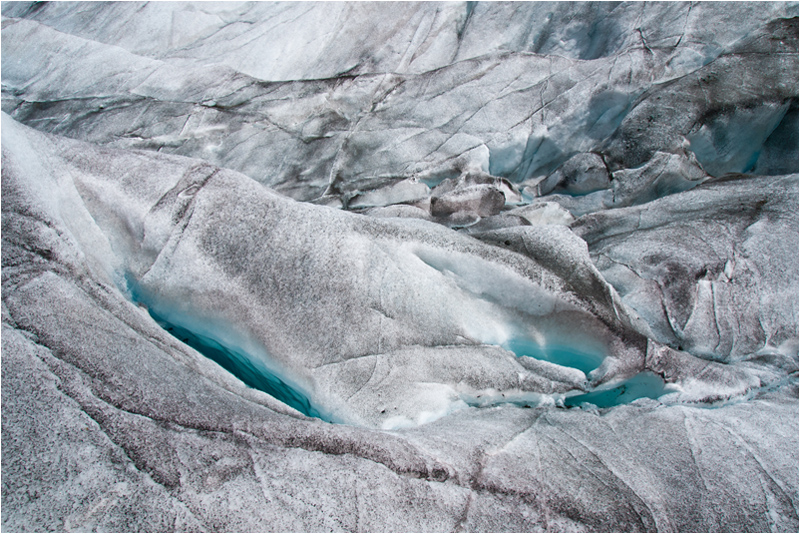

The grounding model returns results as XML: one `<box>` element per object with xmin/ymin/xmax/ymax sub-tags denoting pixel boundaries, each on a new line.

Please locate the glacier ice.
<box><xmin>2</xmin><ymin>2</ymin><xmax>798</xmax><ymax>532</ymax></box>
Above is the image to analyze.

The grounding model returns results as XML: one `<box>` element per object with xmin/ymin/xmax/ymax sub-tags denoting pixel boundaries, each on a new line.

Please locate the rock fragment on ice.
<box><xmin>537</xmin><ymin>152</ymin><xmax>612</xmax><ymax>196</ymax></box>
<box><xmin>430</xmin><ymin>184</ymin><xmax>506</xmax><ymax>219</ymax></box>
<box><xmin>507</xmin><ymin>202</ymin><xmax>575</xmax><ymax>226</ymax></box>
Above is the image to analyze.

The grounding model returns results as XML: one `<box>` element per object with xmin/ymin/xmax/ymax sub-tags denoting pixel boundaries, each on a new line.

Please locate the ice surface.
<box><xmin>2</xmin><ymin>2</ymin><xmax>798</xmax><ymax>532</ymax></box>
<box><xmin>4</xmin><ymin>4</ymin><xmax>795</xmax><ymax>206</ymax></box>
<box><xmin>348</xmin><ymin>179</ymin><xmax>430</xmax><ymax>209</ymax></box>
<box><xmin>686</xmin><ymin>100</ymin><xmax>793</xmax><ymax>176</ymax></box>
<box><xmin>6</xmin><ymin>113</ymin><xmax>655</xmax><ymax>428</ymax></box>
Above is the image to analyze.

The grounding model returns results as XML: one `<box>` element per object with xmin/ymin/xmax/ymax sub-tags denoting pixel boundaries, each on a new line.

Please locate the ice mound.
<box><xmin>3</xmin><ymin>115</ymin><xmax>672</xmax><ymax>428</ymax></box>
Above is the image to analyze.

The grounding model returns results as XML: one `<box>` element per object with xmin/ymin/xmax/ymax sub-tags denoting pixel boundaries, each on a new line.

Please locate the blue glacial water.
<box><xmin>149</xmin><ymin>310</ymin><xmax>326</xmax><ymax>420</ymax></box>
<box><xmin>503</xmin><ymin>336</ymin><xmax>605</xmax><ymax>375</ymax></box>
<box><xmin>564</xmin><ymin>371</ymin><xmax>669</xmax><ymax>408</ymax></box>
<box><xmin>502</xmin><ymin>335</ymin><xmax>670</xmax><ymax>408</ymax></box>
<box><xmin>126</xmin><ymin>274</ymin><xmax>327</xmax><ymax>420</ymax></box>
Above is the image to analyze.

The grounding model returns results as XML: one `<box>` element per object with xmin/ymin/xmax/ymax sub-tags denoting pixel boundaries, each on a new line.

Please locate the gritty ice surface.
<box><xmin>2</xmin><ymin>2</ymin><xmax>798</xmax><ymax>532</ymax></box>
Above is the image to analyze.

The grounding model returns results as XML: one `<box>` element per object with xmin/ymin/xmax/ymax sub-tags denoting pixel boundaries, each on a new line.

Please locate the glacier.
<box><xmin>1</xmin><ymin>1</ymin><xmax>798</xmax><ymax>532</ymax></box>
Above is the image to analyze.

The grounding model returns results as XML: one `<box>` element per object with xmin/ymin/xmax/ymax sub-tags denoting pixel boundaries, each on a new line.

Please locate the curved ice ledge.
<box><xmin>129</xmin><ymin>268</ymin><xmax>671</xmax><ymax>421</ymax></box>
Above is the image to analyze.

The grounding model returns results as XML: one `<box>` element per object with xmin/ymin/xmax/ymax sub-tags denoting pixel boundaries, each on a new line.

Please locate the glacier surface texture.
<box><xmin>2</xmin><ymin>1</ymin><xmax>799</xmax><ymax>531</ymax></box>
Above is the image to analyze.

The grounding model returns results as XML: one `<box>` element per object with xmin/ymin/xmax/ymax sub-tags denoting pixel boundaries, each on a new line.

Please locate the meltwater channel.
<box><xmin>130</xmin><ymin>284</ymin><xmax>669</xmax><ymax>421</ymax></box>
<box><xmin>146</xmin><ymin>310</ymin><xmax>327</xmax><ymax>420</ymax></box>
<box><xmin>148</xmin><ymin>312</ymin><xmax>672</xmax><ymax>418</ymax></box>
<box><xmin>125</xmin><ymin>275</ymin><xmax>329</xmax><ymax>420</ymax></box>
